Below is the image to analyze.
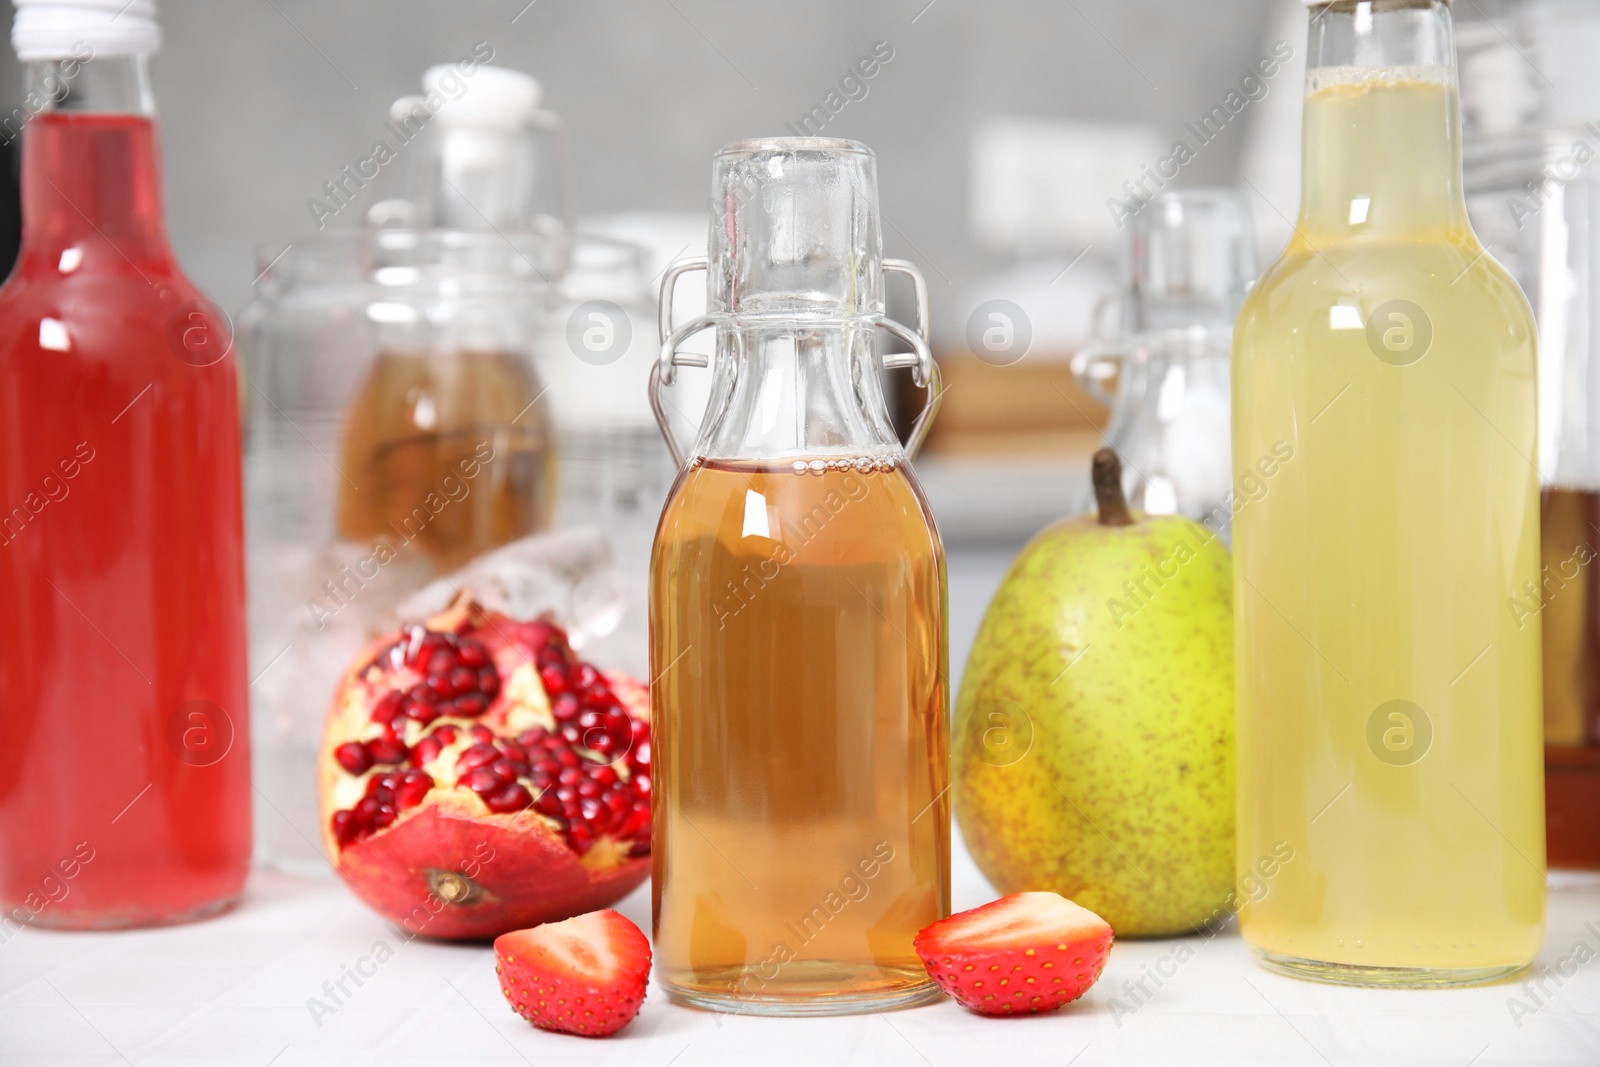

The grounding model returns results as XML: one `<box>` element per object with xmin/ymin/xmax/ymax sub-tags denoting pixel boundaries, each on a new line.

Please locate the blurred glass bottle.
<box><xmin>1466</xmin><ymin>114</ymin><xmax>1600</xmax><ymax>870</ymax></box>
<box><xmin>1073</xmin><ymin>189</ymin><xmax>1254</xmax><ymax>540</ymax></box>
<box><xmin>339</xmin><ymin>64</ymin><xmax>569</xmax><ymax>571</ymax></box>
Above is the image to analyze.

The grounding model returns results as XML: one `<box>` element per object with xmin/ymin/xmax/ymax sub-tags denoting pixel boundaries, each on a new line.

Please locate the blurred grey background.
<box><xmin>0</xmin><ymin>0</ymin><xmax>1282</xmax><ymax>319</ymax></box>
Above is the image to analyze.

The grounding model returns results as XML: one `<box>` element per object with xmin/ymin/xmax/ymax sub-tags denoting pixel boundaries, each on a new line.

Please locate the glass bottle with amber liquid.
<box><xmin>648</xmin><ymin>138</ymin><xmax>949</xmax><ymax>1014</ymax></box>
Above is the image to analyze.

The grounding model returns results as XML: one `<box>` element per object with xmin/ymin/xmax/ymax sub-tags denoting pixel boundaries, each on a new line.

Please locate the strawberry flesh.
<box><xmin>494</xmin><ymin>909</ymin><xmax>651</xmax><ymax>1037</ymax></box>
<box><xmin>913</xmin><ymin>891</ymin><xmax>1113</xmax><ymax>1015</ymax></box>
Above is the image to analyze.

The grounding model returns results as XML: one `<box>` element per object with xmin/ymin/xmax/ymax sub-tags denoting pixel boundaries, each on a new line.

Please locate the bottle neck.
<box><xmin>17</xmin><ymin>55</ymin><xmax>171</xmax><ymax>265</ymax></box>
<box><xmin>697</xmin><ymin>320</ymin><xmax>902</xmax><ymax>462</ymax></box>
<box><xmin>1297</xmin><ymin>0</ymin><xmax>1468</xmax><ymax>239</ymax></box>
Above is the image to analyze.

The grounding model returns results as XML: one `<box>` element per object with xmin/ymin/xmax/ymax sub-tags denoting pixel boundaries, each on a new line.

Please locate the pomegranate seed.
<box><xmin>534</xmin><ymin>757</ymin><xmax>561</xmax><ymax>776</ymax></box>
<box><xmin>631</xmin><ymin>741</ymin><xmax>650</xmax><ymax>770</ymax></box>
<box><xmin>551</xmin><ymin>694</ymin><xmax>580</xmax><ymax>722</ymax></box>
<box><xmin>592</xmin><ymin>765</ymin><xmax>618</xmax><ymax>787</ymax></box>
<box><xmin>538</xmin><ymin>665</ymin><xmax>568</xmax><ymax>695</ymax></box>
<box><xmin>458</xmin><ymin>641</ymin><xmax>488</xmax><ymax>667</ymax></box>
<box><xmin>484</xmin><ymin>782</ymin><xmax>533</xmax><ymax>814</ymax></box>
<box><xmin>368</xmin><ymin>737</ymin><xmax>406</xmax><ymax>765</ymax></box>
<box><xmin>500</xmin><ymin>740</ymin><xmax>528</xmax><ymax>763</ymax></box>
<box><xmin>426</xmin><ymin>675</ymin><xmax>452</xmax><ymax>699</ymax></box>
<box><xmin>334</xmin><ymin>742</ymin><xmax>372</xmax><ymax>775</ymax></box>
<box><xmin>480</xmin><ymin>668</ymin><xmax>501</xmax><ymax>696</ymax></box>
<box><xmin>407</xmin><ymin>684</ymin><xmax>432</xmax><ymax>705</ymax></box>
<box><xmin>558</xmin><ymin>767</ymin><xmax>581</xmax><ymax>787</ymax></box>
<box><xmin>428</xmin><ymin>650</ymin><xmax>456</xmax><ymax>677</ymax></box>
<box><xmin>577</xmin><ymin>779</ymin><xmax>601</xmax><ymax>798</ymax></box>
<box><xmin>455</xmin><ymin>743</ymin><xmax>499</xmax><ymax>774</ymax></box>
<box><xmin>332</xmin><ymin>810</ymin><xmax>359</xmax><ymax>844</ymax></box>
<box><xmin>448</xmin><ymin>667</ymin><xmax>476</xmax><ymax>695</ymax></box>
<box><xmin>454</xmin><ymin>694</ymin><xmax>488</xmax><ymax>717</ymax></box>
<box><xmin>411</xmin><ymin>736</ymin><xmax>443</xmax><ymax>765</ymax></box>
<box><xmin>580</xmin><ymin>683</ymin><xmax>612</xmax><ymax>707</ymax></box>
<box><xmin>371</xmin><ymin>691</ymin><xmax>404</xmax><ymax>725</ymax></box>
<box><xmin>462</xmin><ymin>765</ymin><xmax>507</xmax><ymax>795</ymax></box>
<box><xmin>469</xmin><ymin>725</ymin><xmax>494</xmax><ymax>745</ymax></box>
<box><xmin>573</xmin><ymin>663</ymin><xmax>599</xmax><ymax>690</ymax></box>
<box><xmin>603</xmin><ymin>790</ymin><xmax>630</xmax><ymax>817</ymax></box>
<box><xmin>557</xmin><ymin>748</ymin><xmax>579</xmax><ymax>768</ymax></box>
<box><xmin>397</xmin><ymin>771</ymin><xmax>433</xmax><ymax>808</ymax></box>
<box><xmin>355</xmin><ymin>797</ymin><xmax>381</xmax><ymax>820</ymax></box>
<box><xmin>492</xmin><ymin>758</ymin><xmax>528</xmax><ymax>781</ymax></box>
<box><xmin>434</xmin><ymin>724</ymin><xmax>459</xmax><ymax>745</ymax></box>
<box><xmin>634</xmin><ymin>774</ymin><xmax>651</xmax><ymax>797</ymax></box>
<box><xmin>374</xmin><ymin>803</ymin><xmax>398</xmax><ymax>828</ymax></box>
<box><xmin>534</xmin><ymin>789</ymin><xmax>563</xmax><ymax>816</ymax></box>
<box><xmin>516</xmin><ymin>728</ymin><xmax>546</xmax><ymax>747</ymax></box>
<box><xmin>568</xmin><ymin>824</ymin><xmax>594</xmax><ymax>853</ymax></box>
<box><xmin>410</xmin><ymin>702</ymin><xmax>442</xmax><ymax>726</ymax></box>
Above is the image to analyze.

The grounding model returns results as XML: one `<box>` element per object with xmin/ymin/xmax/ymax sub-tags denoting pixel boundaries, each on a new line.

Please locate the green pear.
<box><xmin>954</xmin><ymin>449</ymin><xmax>1234</xmax><ymax>937</ymax></box>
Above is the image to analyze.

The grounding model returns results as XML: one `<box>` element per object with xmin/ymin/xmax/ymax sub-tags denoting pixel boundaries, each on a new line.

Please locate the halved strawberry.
<box><xmin>913</xmin><ymin>892</ymin><xmax>1113</xmax><ymax>1015</ymax></box>
<box><xmin>494</xmin><ymin>909</ymin><xmax>651</xmax><ymax>1037</ymax></box>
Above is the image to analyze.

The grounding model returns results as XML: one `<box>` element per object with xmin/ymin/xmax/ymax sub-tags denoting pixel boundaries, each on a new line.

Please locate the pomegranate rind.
<box><xmin>316</xmin><ymin>594</ymin><xmax>650</xmax><ymax>941</ymax></box>
<box><xmin>336</xmin><ymin>793</ymin><xmax>649</xmax><ymax>940</ymax></box>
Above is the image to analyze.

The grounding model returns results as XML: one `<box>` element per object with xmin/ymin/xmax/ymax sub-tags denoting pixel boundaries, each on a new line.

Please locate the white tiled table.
<box><xmin>6</xmin><ymin>840</ymin><xmax>1599</xmax><ymax>1067</ymax></box>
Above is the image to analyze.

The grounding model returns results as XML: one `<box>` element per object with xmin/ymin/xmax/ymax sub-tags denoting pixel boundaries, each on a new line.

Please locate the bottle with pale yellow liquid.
<box><xmin>1232</xmin><ymin>0</ymin><xmax>1545</xmax><ymax>986</ymax></box>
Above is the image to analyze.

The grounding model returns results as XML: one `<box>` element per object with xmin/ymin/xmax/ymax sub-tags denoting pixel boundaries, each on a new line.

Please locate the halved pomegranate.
<box><xmin>316</xmin><ymin>593</ymin><xmax>651</xmax><ymax>940</ymax></box>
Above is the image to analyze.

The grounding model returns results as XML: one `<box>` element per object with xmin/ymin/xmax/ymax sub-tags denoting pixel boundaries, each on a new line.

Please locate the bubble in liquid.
<box><xmin>853</xmin><ymin>456</ymin><xmax>874</xmax><ymax>473</ymax></box>
<box><xmin>808</xmin><ymin>460</ymin><xmax>826</xmax><ymax>474</ymax></box>
<box><xmin>791</xmin><ymin>460</ymin><xmax>808</xmax><ymax>475</ymax></box>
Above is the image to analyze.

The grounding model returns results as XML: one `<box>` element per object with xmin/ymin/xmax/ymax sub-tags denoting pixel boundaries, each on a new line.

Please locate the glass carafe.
<box><xmin>1074</xmin><ymin>189</ymin><xmax>1253</xmax><ymax>539</ymax></box>
<box><xmin>1232</xmin><ymin>0</ymin><xmax>1545</xmax><ymax>985</ymax></box>
<box><xmin>648</xmin><ymin>138</ymin><xmax>949</xmax><ymax>1014</ymax></box>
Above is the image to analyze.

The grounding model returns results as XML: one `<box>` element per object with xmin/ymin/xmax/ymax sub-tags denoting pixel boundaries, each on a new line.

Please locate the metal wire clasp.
<box><xmin>649</xmin><ymin>257</ymin><xmax>942</xmax><ymax>468</ymax></box>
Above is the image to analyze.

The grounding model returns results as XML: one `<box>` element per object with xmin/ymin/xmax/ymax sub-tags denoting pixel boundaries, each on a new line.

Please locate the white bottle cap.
<box><xmin>12</xmin><ymin>0</ymin><xmax>160</xmax><ymax>61</ymax></box>
<box><xmin>423</xmin><ymin>64</ymin><xmax>541</xmax><ymax>129</ymax></box>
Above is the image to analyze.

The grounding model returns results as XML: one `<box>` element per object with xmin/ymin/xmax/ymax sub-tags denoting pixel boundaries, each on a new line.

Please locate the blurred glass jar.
<box><xmin>238</xmin><ymin>228</ymin><xmax>562</xmax><ymax>873</ymax></box>
<box><xmin>1072</xmin><ymin>189</ymin><xmax>1254</xmax><ymax>540</ymax></box>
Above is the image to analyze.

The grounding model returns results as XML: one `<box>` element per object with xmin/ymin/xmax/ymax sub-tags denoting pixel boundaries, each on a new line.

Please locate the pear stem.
<box><xmin>1092</xmin><ymin>448</ymin><xmax>1135</xmax><ymax>527</ymax></box>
